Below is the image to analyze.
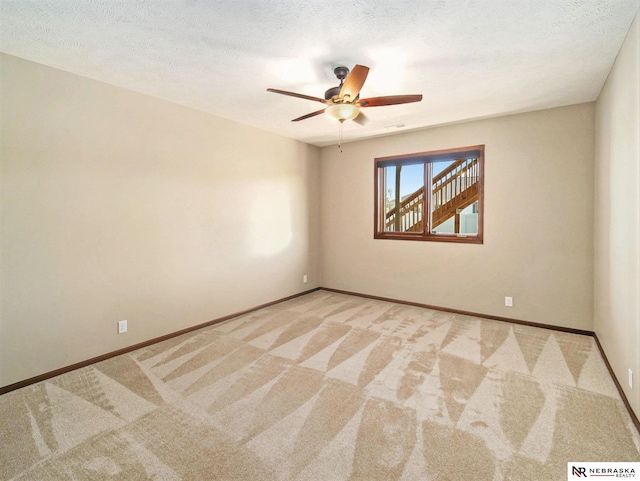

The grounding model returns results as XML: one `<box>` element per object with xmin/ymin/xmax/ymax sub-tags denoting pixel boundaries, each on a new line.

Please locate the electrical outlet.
<box><xmin>629</xmin><ymin>369</ymin><xmax>634</xmax><ymax>389</ymax></box>
<box><xmin>118</xmin><ymin>320</ymin><xmax>127</xmax><ymax>334</ymax></box>
<box><xmin>505</xmin><ymin>296</ymin><xmax>513</xmax><ymax>307</ymax></box>
<box><xmin>303</xmin><ymin>274</ymin><xmax>308</xmax><ymax>283</ymax></box>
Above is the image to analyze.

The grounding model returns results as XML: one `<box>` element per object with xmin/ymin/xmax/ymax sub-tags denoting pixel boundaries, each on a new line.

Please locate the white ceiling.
<box><xmin>1</xmin><ymin>1</ymin><xmax>638</xmax><ymax>147</ymax></box>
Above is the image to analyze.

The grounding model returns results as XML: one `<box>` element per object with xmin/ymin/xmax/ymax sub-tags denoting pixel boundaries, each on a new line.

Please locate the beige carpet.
<box><xmin>1</xmin><ymin>290</ymin><xmax>639</xmax><ymax>480</ymax></box>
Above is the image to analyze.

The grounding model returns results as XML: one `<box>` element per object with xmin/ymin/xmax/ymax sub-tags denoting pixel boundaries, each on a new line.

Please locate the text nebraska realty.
<box><xmin>578</xmin><ymin>467</ymin><xmax>636</xmax><ymax>478</ymax></box>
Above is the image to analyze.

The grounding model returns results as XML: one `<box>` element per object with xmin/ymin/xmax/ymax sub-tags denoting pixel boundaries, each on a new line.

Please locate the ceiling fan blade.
<box><xmin>267</xmin><ymin>88</ymin><xmax>329</xmax><ymax>104</ymax></box>
<box><xmin>339</xmin><ymin>65</ymin><xmax>369</xmax><ymax>102</ymax></box>
<box><xmin>292</xmin><ymin>108</ymin><xmax>326</xmax><ymax>122</ymax></box>
<box><xmin>358</xmin><ymin>94</ymin><xmax>423</xmax><ymax>107</ymax></box>
<box><xmin>352</xmin><ymin>111</ymin><xmax>369</xmax><ymax>125</ymax></box>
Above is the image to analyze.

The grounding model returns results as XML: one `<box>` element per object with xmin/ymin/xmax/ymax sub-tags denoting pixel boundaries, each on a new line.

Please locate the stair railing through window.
<box><xmin>375</xmin><ymin>145</ymin><xmax>484</xmax><ymax>244</ymax></box>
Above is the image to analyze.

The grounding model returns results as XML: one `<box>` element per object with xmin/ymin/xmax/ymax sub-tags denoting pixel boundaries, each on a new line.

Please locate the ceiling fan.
<box><xmin>267</xmin><ymin>65</ymin><xmax>422</xmax><ymax>124</ymax></box>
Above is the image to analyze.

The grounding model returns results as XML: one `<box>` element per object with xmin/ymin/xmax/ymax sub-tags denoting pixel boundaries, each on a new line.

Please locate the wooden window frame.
<box><xmin>374</xmin><ymin>145</ymin><xmax>484</xmax><ymax>244</ymax></box>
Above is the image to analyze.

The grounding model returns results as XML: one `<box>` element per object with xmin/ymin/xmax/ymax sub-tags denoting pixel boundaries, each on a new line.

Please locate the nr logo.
<box><xmin>572</xmin><ymin>466</ymin><xmax>587</xmax><ymax>477</ymax></box>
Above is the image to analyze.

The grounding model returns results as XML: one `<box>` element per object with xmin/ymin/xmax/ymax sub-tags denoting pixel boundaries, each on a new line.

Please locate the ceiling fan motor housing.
<box><xmin>324</xmin><ymin>85</ymin><xmax>341</xmax><ymax>100</ymax></box>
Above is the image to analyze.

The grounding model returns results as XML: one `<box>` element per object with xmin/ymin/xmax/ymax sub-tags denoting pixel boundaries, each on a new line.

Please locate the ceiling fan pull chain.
<box><xmin>338</xmin><ymin>121</ymin><xmax>343</xmax><ymax>153</ymax></box>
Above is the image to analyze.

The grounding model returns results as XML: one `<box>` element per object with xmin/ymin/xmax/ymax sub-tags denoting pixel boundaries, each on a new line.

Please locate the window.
<box><xmin>374</xmin><ymin>145</ymin><xmax>484</xmax><ymax>243</ymax></box>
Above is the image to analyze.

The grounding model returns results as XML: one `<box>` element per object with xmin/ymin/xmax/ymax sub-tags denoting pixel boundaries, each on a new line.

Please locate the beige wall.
<box><xmin>0</xmin><ymin>54</ymin><xmax>321</xmax><ymax>388</ymax></box>
<box><xmin>594</xmin><ymin>11</ymin><xmax>640</xmax><ymax>418</ymax></box>
<box><xmin>321</xmin><ymin>103</ymin><xmax>595</xmax><ymax>330</ymax></box>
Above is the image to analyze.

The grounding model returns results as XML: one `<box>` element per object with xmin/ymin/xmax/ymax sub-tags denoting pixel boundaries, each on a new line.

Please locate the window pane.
<box><xmin>430</xmin><ymin>157</ymin><xmax>480</xmax><ymax>236</ymax></box>
<box><xmin>374</xmin><ymin>145</ymin><xmax>483</xmax><ymax>244</ymax></box>
<box><xmin>383</xmin><ymin>164</ymin><xmax>425</xmax><ymax>232</ymax></box>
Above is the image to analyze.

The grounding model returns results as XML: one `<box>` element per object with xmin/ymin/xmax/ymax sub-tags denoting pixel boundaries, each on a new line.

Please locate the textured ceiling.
<box><xmin>1</xmin><ymin>1</ymin><xmax>638</xmax><ymax>146</ymax></box>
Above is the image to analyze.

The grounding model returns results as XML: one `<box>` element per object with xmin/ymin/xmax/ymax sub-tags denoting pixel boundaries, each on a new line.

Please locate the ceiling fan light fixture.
<box><xmin>325</xmin><ymin>103</ymin><xmax>360</xmax><ymax>122</ymax></box>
